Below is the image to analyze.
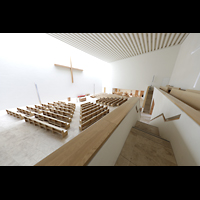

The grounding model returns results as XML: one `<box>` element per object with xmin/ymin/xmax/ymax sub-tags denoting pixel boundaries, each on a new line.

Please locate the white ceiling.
<box><xmin>47</xmin><ymin>33</ymin><xmax>189</xmax><ymax>63</ymax></box>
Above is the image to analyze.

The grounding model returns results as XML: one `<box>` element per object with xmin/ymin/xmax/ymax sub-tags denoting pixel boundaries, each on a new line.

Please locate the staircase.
<box><xmin>115</xmin><ymin>121</ymin><xmax>177</xmax><ymax>166</ymax></box>
<box><xmin>143</xmin><ymin>87</ymin><xmax>154</xmax><ymax>114</ymax></box>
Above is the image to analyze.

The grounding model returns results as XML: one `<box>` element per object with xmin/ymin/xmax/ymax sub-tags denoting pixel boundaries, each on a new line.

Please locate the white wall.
<box><xmin>0</xmin><ymin>33</ymin><xmax>109</xmax><ymax>110</ymax></box>
<box><xmin>169</xmin><ymin>33</ymin><xmax>200</xmax><ymax>90</ymax></box>
<box><xmin>150</xmin><ymin>88</ymin><xmax>200</xmax><ymax>166</ymax></box>
<box><xmin>110</xmin><ymin>46</ymin><xmax>180</xmax><ymax>92</ymax></box>
<box><xmin>88</xmin><ymin>99</ymin><xmax>140</xmax><ymax>166</ymax></box>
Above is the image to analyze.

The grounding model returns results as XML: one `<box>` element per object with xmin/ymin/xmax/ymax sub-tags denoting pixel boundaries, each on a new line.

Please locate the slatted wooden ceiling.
<box><xmin>48</xmin><ymin>33</ymin><xmax>189</xmax><ymax>63</ymax></box>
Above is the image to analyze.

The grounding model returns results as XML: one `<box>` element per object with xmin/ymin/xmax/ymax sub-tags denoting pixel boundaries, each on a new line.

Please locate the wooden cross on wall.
<box><xmin>54</xmin><ymin>57</ymin><xmax>83</xmax><ymax>83</ymax></box>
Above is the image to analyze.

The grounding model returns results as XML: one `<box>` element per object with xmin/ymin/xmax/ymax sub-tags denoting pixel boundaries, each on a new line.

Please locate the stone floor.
<box><xmin>0</xmin><ymin>94</ymin><xmax>120</xmax><ymax>166</ymax></box>
<box><xmin>140</xmin><ymin>112</ymin><xmax>151</xmax><ymax>124</ymax></box>
<box><xmin>115</xmin><ymin>112</ymin><xmax>177</xmax><ymax>166</ymax></box>
<box><xmin>134</xmin><ymin>121</ymin><xmax>160</xmax><ymax>137</ymax></box>
<box><xmin>115</xmin><ymin>127</ymin><xmax>177</xmax><ymax>166</ymax></box>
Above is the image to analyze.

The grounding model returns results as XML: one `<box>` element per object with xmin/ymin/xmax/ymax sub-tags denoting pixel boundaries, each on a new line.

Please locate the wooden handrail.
<box><xmin>35</xmin><ymin>97</ymin><xmax>139</xmax><ymax>166</ymax></box>
<box><xmin>156</xmin><ymin>88</ymin><xmax>200</xmax><ymax>126</ymax></box>
<box><xmin>150</xmin><ymin>113</ymin><xmax>181</xmax><ymax>122</ymax></box>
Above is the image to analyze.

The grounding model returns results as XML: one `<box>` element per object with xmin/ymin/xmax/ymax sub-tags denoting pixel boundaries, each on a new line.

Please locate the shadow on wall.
<box><xmin>169</xmin><ymin>122</ymin><xmax>198</xmax><ymax>166</ymax></box>
<box><xmin>150</xmin><ymin>114</ymin><xmax>197</xmax><ymax>166</ymax></box>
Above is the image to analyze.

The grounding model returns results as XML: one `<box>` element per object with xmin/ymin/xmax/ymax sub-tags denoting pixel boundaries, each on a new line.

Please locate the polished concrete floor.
<box><xmin>0</xmin><ymin>95</ymin><xmax>119</xmax><ymax>166</ymax></box>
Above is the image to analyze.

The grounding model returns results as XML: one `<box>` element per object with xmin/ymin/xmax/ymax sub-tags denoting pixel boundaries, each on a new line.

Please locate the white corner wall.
<box><xmin>150</xmin><ymin>88</ymin><xmax>200</xmax><ymax>166</ymax></box>
<box><xmin>110</xmin><ymin>46</ymin><xmax>180</xmax><ymax>92</ymax></box>
<box><xmin>169</xmin><ymin>33</ymin><xmax>200</xmax><ymax>90</ymax></box>
<box><xmin>0</xmin><ymin>33</ymin><xmax>110</xmax><ymax>110</ymax></box>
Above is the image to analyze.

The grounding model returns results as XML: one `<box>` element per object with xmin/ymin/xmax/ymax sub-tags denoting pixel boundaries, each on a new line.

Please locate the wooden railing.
<box><xmin>157</xmin><ymin>88</ymin><xmax>200</xmax><ymax>126</ymax></box>
<box><xmin>35</xmin><ymin>97</ymin><xmax>139</xmax><ymax>166</ymax></box>
<box><xmin>150</xmin><ymin>113</ymin><xmax>181</xmax><ymax>122</ymax></box>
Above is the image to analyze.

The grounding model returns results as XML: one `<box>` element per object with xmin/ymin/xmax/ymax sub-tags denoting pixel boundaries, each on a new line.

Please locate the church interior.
<box><xmin>0</xmin><ymin>33</ymin><xmax>200</xmax><ymax>166</ymax></box>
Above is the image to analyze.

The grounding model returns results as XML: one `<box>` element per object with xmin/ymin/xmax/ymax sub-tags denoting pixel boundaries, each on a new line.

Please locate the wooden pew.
<box><xmin>24</xmin><ymin>116</ymin><xmax>68</xmax><ymax>138</ymax></box>
<box><xmin>55</xmin><ymin>101</ymin><xmax>76</xmax><ymax>109</ymax></box>
<box><xmin>80</xmin><ymin>103</ymin><xmax>94</xmax><ymax>110</ymax></box>
<box><xmin>79</xmin><ymin>97</ymin><xmax>86</xmax><ymax>102</ymax></box>
<box><xmin>49</xmin><ymin>108</ymin><xmax>73</xmax><ymax>118</ymax></box>
<box><xmin>34</xmin><ymin>113</ymin><xmax>70</xmax><ymax>129</ymax></box>
<box><xmin>35</xmin><ymin>105</ymin><xmax>49</xmax><ymax>111</ymax></box>
<box><xmin>79</xmin><ymin>109</ymin><xmax>109</xmax><ymax>131</ymax></box>
<box><xmin>48</xmin><ymin>102</ymin><xmax>75</xmax><ymax>111</ymax></box>
<box><xmin>68</xmin><ymin>103</ymin><xmax>76</xmax><ymax>109</ymax></box>
<box><xmin>97</xmin><ymin>98</ymin><xmax>109</xmax><ymax>104</ymax></box>
<box><xmin>103</xmin><ymin>98</ymin><xmax>116</xmax><ymax>105</ymax></box>
<box><xmin>58</xmin><ymin>101</ymin><xmax>76</xmax><ymax>107</ymax></box>
<box><xmin>80</xmin><ymin>105</ymin><xmax>105</xmax><ymax>118</ymax></box>
<box><xmin>43</xmin><ymin>111</ymin><xmax>72</xmax><ymax>122</ymax></box>
<box><xmin>99</xmin><ymin>98</ymin><xmax>115</xmax><ymax>104</ymax></box>
<box><xmin>52</xmin><ymin>102</ymin><xmax>60</xmax><ymax>107</ymax></box>
<box><xmin>114</xmin><ymin>92</ymin><xmax>123</xmax><ymax>96</ymax></box>
<box><xmin>59</xmin><ymin>104</ymin><xmax>75</xmax><ymax>111</ymax></box>
<box><xmin>110</xmin><ymin>98</ymin><xmax>124</xmax><ymax>106</ymax></box>
<box><xmin>106</xmin><ymin>98</ymin><xmax>119</xmax><ymax>105</ymax></box>
<box><xmin>6</xmin><ymin>110</ymin><xmax>24</xmax><ymax>120</ymax></box>
<box><xmin>17</xmin><ymin>108</ymin><xmax>34</xmax><ymax>116</ymax></box>
<box><xmin>96</xmin><ymin>98</ymin><xmax>108</xmax><ymax>104</ymax></box>
<box><xmin>80</xmin><ymin>107</ymin><xmax>108</xmax><ymax>124</ymax></box>
<box><xmin>58</xmin><ymin>101</ymin><xmax>67</xmax><ymax>105</ymax></box>
<box><xmin>81</xmin><ymin>104</ymin><xmax>101</xmax><ymax>113</ymax></box>
<box><xmin>96</xmin><ymin>99</ymin><xmax>101</xmax><ymax>104</ymax></box>
<box><xmin>26</xmin><ymin>106</ymin><xmax>43</xmax><ymax>114</ymax></box>
<box><xmin>54</xmin><ymin>106</ymin><xmax>74</xmax><ymax>114</ymax></box>
<box><xmin>41</xmin><ymin>104</ymin><xmax>53</xmax><ymax>109</ymax></box>
<box><xmin>116</xmin><ymin>98</ymin><xmax>127</xmax><ymax>106</ymax></box>
<box><xmin>80</xmin><ymin>102</ymin><xmax>92</xmax><ymax>108</ymax></box>
<box><xmin>107</xmin><ymin>98</ymin><xmax>120</xmax><ymax>106</ymax></box>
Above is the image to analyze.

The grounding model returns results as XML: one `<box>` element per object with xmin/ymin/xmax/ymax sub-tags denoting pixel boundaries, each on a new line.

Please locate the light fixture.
<box><xmin>191</xmin><ymin>46</ymin><xmax>200</xmax><ymax>55</ymax></box>
<box><xmin>193</xmin><ymin>72</ymin><xmax>200</xmax><ymax>88</ymax></box>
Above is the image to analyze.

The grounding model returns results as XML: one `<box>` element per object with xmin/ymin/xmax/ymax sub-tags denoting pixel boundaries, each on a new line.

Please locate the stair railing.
<box><xmin>150</xmin><ymin>113</ymin><xmax>181</xmax><ymax>122</ymax></box>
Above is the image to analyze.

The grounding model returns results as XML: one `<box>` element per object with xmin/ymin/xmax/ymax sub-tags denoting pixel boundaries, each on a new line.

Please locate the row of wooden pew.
<box><xmin>6</xmin><ymin>110</ymin><xmax>24</xmax><ymax>120</ymax></box>
<box><xmin>96</xmin><ymin>97</ymin><xmax>127</xmax><ymax>106</ymax></box>
<box><xmin>79</xmin><ymin>102</ymin><xmax>109</xmax><ymax>131</ymax></box>
<box><xmin>24</xmin><ymin>116</ymin><xmax>68</xmax><ymax>137</ymax></box>
<box><xmin>34</xmin><ymin>113</ymin><xmax>70</xmax><ymax>129</ymax></box>
<box><xmin>6</xmin><ymin>101</ymin><xmax>76</xmax><ymax>137</ymax></box>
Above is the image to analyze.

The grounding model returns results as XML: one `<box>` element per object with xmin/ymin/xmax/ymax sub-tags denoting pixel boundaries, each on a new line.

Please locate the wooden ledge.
<box><xmin>150</xmin><ymin>113</ymin><xmax>181</xmax><ymax>122</ymax></box>
<box><xmin>156</xmin><ymin>87</ymin><xmax>200</xmax><ymax>126</ymax></box>
<box><xmin>35</xmin><ymin>97</ymin><xmax>139</xmax><ymax>166</ymax></box>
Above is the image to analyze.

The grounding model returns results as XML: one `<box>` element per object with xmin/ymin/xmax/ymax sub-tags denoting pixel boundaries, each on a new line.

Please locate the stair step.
<box><xmin>147</xmin><ymin>96</ymin><xmax>152</xmax><ymax>100</ymax></box>
<box><xmin>134</xmin><ymin>121</ymin><xmax>160</xmax><ymax>137</ymax></box>
<box><xmin>131</xmin><ymin>128</ymin><xmax>171</xmax><ymax>149</ymax></box>
<box><xmin>145</xmin><ymin>104</ymin><xmax>151</xmax><ymax>108</ymax></box>
<box><xmin>115</xmin><ymin>127</ymin><xmax>177</xmax><ymax>166</ymax></box>
<box><xmin>143</xmin><ymin>110</ymin><xmax>150</xmax><ymax>114</ymax></box>
<box><xmin>145</xmin><ymin>100</ymin><xmax>152</xmax><ymax>105</ymax></box>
